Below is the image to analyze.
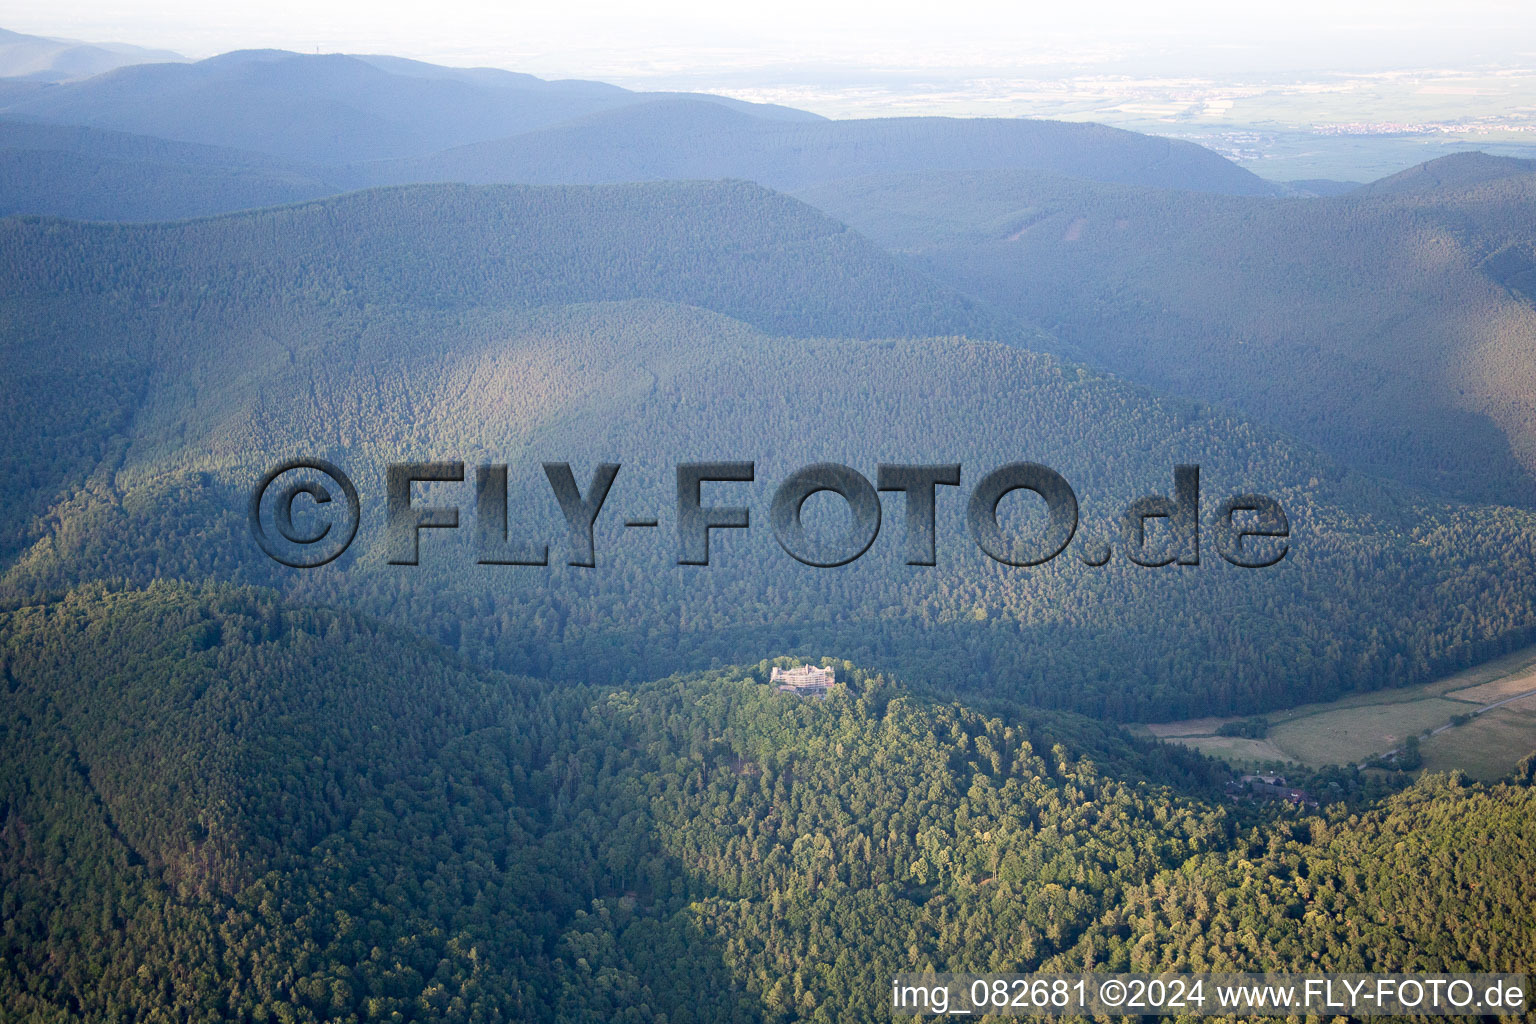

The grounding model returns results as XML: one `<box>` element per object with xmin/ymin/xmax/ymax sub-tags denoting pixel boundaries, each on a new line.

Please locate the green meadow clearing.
<box><xmin>1141</xmin><ymin>646</ymin><xmax>1536</xmax><ymax>779</ymax></box>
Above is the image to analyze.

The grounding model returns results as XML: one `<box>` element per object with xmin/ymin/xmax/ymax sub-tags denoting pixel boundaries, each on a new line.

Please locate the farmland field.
<box><xmin>1141</xmin><ymin>645</ymin><xmax>1536</xmax><ymax>777</ymax></box>
<box><xmin>1421</xmin><ymin>693</ymin><xmax>1536</xmax><ymax>779</ymax></box>
<box><xmin>1266</xmin><ymin>697</ymin><xmax>1469</xmax><ymax>765</ymax></box>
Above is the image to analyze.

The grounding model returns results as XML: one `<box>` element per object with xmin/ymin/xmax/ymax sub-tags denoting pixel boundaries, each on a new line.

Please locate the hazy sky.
<box><xmin>4</xmin><ymin>0</ymin><xmax>1533</xmax><ymax>85</ymax></box>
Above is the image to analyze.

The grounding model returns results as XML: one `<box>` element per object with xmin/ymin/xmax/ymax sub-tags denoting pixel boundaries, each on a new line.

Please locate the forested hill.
<box><xmin>389</xmin><ymin>100</ymin><xmax>1281</xmax><ymax>196</ymax></box>
<box><xmin>0</xmin><ymin>120</ymin><xmax>349</xmax><ymax>220</ymax></box>
<box><xmin>797</xmin><ymin>165</ymin><xmax>1536</xmax><ymax>508</ymax></box>
<box><xmin>0</xmin><ymin>25</ymin><xmax>182</xmax><ymax>81</ymax></box>
<box><xmin>0</xmin><ymin>178</ymin><xmax>1034</xmax><ymax>581</ymax></box>
<box><xmin>8</xmin><ymin>35</ymin><xmax>1536</xmax><ymax>1024</ymax></box>
<box><xmin>0</xmin><ymin>180</ymin><xmax>1028</xmax><ymax>346</ymax></box>
<box><xmin>1356</xmin><ymin>151</ymin><xmax>1536</xmax><ymax>197</ymax></box>
<box><xmin>4</xmin><ymin>184</ymin><xmax>1536</xmax><ymax>716</ymax></box>
<box><xmin>0</xmin><ymin>51</ymin><xmax>1283</xmax><ymax>221</ymax></box>
<box><xmin>0</xmin><ymin>119</ymin><xmax>330</xmax><ymax>172</ymax></box>
<box><xmin>0</xmin><ymin>49</ymin><xmax>819</xmax><ymax>164</ymax></box>
<box><xmin>3</xmin><ymin>581</ymin><xmax>1534</xmax><ymax>1022</ymax></box>
<box><xmin>0</xmin><ymin>105</ymin><xmax>1280</xmax><ymax>222</ymax></box>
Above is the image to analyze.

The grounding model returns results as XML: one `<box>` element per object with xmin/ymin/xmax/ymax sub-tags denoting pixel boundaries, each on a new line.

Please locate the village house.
<box><xmin>1226</xmin><ymin>773</ymin><xmax>1318</xmax><ymax>808</ymax></box>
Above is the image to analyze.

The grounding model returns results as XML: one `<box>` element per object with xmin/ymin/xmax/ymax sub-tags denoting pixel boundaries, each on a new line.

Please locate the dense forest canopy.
<box><xmin>3</xmin><ymin>187</ymin><xmax>1536</xmax><ymax>716</ymax></box>
<box><xmin>798</xmin><ymin>165</ymin><xmax>1536</xmax><ymax>508</ymax></box>
<box><xmin>2</xmin><ymin>582</ymin><xmax>1533</xmax><ymax>1022</ymax></box>
<box><xmin>4</xmin><ymin>45</ymin><xmax>1536</xmax><ymax>1023</ymax></box>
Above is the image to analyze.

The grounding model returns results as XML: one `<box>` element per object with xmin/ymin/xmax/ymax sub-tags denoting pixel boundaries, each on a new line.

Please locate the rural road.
<box><xmin>1426</xmin><ymin>685</ymin><xmax>1536</xmax><ymax>737</ymax></box>
<box><xmin>1373</xmin><ymin>684</ymin><xmax>1536</xmax><ymax>763</ymax></box>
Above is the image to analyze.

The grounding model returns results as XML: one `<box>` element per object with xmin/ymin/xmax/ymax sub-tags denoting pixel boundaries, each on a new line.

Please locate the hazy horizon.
<box><xmin>5</xmin><ymin>1</ymin><xmax>1533</xmax><ymax>84</ymax></box>
<box><xmin>5</xmin><ymin>4</ymin><xmax>1536</xmax><ymax>179</ymax></box>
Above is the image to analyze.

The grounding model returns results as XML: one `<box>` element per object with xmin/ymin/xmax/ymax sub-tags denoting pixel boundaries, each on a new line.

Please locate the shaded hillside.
<box><xmin>0</xmin><ymin>87</ymin><xmax>1281</xmax><ymax>221</ymax></box>
<box><xmin>0</xmin><ymin>118</ymin><xmax>343</xmax><ymax>171</ymax></box>
<box><xmin>400</xmin><ymin>99</ymin><xmax>1282</xmax><ymax>196</ymax></box>
<box><xmin>3</xmin><ymin>582</ymin><xmax>1534</xmax><ymax>1022</ymax></box>
<box><xmin>3</xmin><ymin>186</ymin><xmax>1536</xmax><ymax>716</ymax></box>
<box><xmin>0</xmin><ymin>180</ymin><xmax>1035</xmax><ymax>562</ymax></box>
<box><xmin>0</xmin><ymin>121</ymin><xmax>348</xmax><ymax>219</ymax></box>
<box><xmin>0</xmin><ymin>180</ymin><xmax>1027</xmax><ymax>346</ymax></box>
<box><xmin>797</xmin><ymin>166</ymin><xmax>1536</xmax><ymax>507</ymax></box>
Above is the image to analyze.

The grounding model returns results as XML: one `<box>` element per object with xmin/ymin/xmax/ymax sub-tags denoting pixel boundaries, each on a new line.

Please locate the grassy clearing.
<box><xmin>1420</xmin><ymin>693</ymin><xmax>1536</xmax><ymax>780</ymax></box>
<box><xmin>1164</xmin><ymin>735</ymin><xmax>1296</xmax><ymax>767</ymax></box>
<box><xmin>1144</xmin><ymin>717</ymin><xmax>1231</xmax><ymax>739</ymax></box>
<box><xmin>1446</xmin><ymin>663</ymin><xmax>1536</xmax><ymax>703</ymax></box>
<box><xmin>1141</xmin><ymin>645</ymin><xmax>1536</xmax><ymax>773</ymax></box>
<box><xmin>1267</xmin><ymin>698</ymin><xmax>1466</xmax><ymax>765</ymax></box>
